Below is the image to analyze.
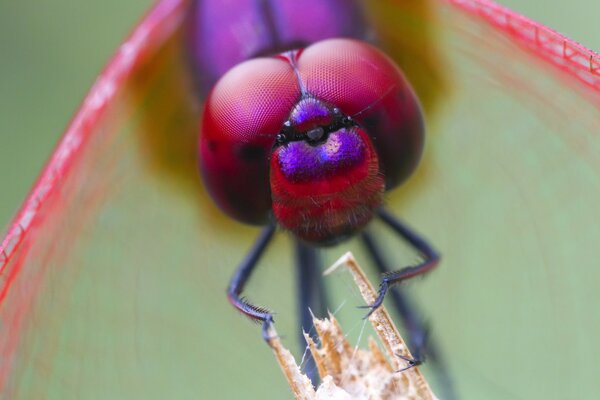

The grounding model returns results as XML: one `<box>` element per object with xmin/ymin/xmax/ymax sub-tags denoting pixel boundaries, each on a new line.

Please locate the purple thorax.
<box><xmin>187</xmin><ymin>0</ymin><xmax>367</xmax><ymax>96</ymax></box>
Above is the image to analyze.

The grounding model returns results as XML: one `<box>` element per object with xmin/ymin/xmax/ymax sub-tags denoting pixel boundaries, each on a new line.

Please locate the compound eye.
<box><xmin>199</xmin><ymin>57</ymin><xmax>302</xmax><ymax>224</ymax></box>
<box><xmin>297</xmin><ymin>39</ymin><xmax>425</xmax><ymax>189</ymax></box>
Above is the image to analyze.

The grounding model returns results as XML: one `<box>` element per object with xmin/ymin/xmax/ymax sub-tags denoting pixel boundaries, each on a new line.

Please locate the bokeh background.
<box><xmin>0</xmin><ymin>0</ymin><xmax>597</xmax><ymax>229</ymax></box>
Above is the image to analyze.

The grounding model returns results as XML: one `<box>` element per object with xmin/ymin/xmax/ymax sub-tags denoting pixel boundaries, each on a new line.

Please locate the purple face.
<box><xmin>276</xmin><ymin>128</ymin><xmax>367</xmax><ymax>182</ymax></box>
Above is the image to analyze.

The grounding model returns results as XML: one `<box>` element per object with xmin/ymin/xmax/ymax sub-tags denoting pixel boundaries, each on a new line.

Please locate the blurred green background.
<box><xmin>0</xmin><ymin>0</ymin><xmax>153</xmax><ymax>229</ymax></box>
<box><xmin>0</xmin><ymin>0</ymin><xmax>597</xmax><ymax>229</ymax></box>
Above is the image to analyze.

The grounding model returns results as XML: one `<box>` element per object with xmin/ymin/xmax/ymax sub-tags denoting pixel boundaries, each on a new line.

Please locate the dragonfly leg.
<box><xmin>394</xmin><ymin>352</ymin><xmax>423</xmax><ymax>373</ymax></box>
<box><xmin>360</xmin><ymin>230</ymin><xmax>431</xmax><ymax>361</ymax></box>
<box><xmin>227</xmin><ymin>225</ymin><xmax>277</xmax><ymax>342</ymax></box>
<box><xmin>295</xmin><ymin>239</ymin><xmax>328</xmax><ymax>385</ymax></box>
<box><xmin>361</xmin><ymin>213</ymin><xmax>457</xmax><ymax>400</ymax></box>
<box><xmin>359</xmin><ymin>209</ymin><xmax>440</xmax><ymax>318</ymax></box>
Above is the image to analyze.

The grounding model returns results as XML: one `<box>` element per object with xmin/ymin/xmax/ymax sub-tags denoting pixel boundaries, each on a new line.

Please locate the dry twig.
<box><xmin>269</xmin><ymin>252</ymin><xmax>438</xmax><ymax>400</ymax></box>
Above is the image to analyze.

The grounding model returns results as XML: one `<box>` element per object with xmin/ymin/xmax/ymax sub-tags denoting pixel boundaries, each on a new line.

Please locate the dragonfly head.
<box><xmin>270</xmin><ymin>97</ymin><xmax>384</xmax><ymax>245</ymax></box>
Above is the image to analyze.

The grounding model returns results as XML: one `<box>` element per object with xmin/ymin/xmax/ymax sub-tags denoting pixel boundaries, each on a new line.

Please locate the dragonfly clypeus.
<box><xmin>1</xmin><ymin>0</ymin><xmax>600</xmax><ymax>399</ymax></box>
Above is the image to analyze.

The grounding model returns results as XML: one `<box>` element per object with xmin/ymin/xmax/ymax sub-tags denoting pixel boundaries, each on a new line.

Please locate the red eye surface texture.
<box><xmin>199</xmin><ymin>57</ymin><xmax>300</xmax><ymax>225</ymax></box>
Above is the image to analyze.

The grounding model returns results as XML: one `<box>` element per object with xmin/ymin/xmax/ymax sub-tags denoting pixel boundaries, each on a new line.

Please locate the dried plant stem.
<box><xmin>269</xmin><ymin>252</ymin><xmax>438</xmax><ymax>400</ymax></box>
<box><xmin>269</xmin><ymin>326</ymin><xmax>315</xmax><ymax>400</ymax></box>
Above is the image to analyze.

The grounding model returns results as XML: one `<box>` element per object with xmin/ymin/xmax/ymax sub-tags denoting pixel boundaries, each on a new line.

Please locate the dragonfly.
<box><xmin>1</xmin><ymin>0</ymin><xmax>600</xmax><ymax>399</ymax></box>
<box><xmin>188</xmin><ymin>0</ymin><xmax>443</xmax><ymax>378</ymax></box>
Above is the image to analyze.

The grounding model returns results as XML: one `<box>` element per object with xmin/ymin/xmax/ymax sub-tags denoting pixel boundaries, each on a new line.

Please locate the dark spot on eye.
<box><xmin>207</xmin><ymin>140</ymin><xmax>218</xmax><ymax>151</ymax></box>
<box><xmin>236</xmin><ymin>144</ymin><xmax>266</xmax><ymax>162</ymax></box>
<box><xmin>396</xmin><ymin>89</ymin><xmax>407</xmax><ymax>101</ymax></box>
<box><xmin>362</xmin><ymin>115</ymin><xmax>378</xmax><ymax>131</ymax></box>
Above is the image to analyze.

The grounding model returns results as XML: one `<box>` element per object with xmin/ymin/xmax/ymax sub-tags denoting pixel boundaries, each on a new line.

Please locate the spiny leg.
<box><xmin>227</xmin><ymin>225</ymin><xmax>277</xmax><ymax>342</ymax></box>
<box><xmin>360</xmin><ymin>208</ymin><xmax>440</xmax><ymax>318</ymax></box>
<box><xmin>295</xmin><ymin>239</ymin><xmax>328</xmax><ymax>385</ymax></box>
<box><xmin>361</xmin><ymin>231</ymin><xmax>427</xmax><ymax>363</ymax></box>
<box><xmin>361</xmin><ymin>230</ymin><xmax>456</xmax><ymax>400</ymax></box>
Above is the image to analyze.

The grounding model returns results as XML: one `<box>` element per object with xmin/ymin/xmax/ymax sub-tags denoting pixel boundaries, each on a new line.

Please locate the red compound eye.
<box><xmin>297</xmin><ymin>39</ymin><xmax>425</xmax><ymax>191</ymax></box>
<box><xmin>199</xmin><ymin>57</ymin><xmax>301</xmax><ymax>225</ymax></box>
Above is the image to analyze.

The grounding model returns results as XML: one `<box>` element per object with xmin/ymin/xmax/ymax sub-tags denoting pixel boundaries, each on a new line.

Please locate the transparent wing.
<box><xmin>0</xmin><ymin>1</ymin><xmax>292</xmax><ymax>398</ymax></box>
<box><xmin>372</xmin><ymin>1</ymin><xmax>600</xmax><ymax>398</ymax></box>
<box><xmin>0</xmin><ymin>0</ymin><xmax>598</xmax><ymax>399</ymax></box>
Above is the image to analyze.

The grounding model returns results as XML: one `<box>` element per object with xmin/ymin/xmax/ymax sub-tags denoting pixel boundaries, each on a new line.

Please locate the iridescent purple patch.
<box><xmin>277</xmin><ymin>128</ymin><xmax>366</xmax><ymax>182</ymax></box>
<box><xmin>289</xmin><ymin>97</ymin><xmax>333</xmax><ymax>130</ymax></box>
